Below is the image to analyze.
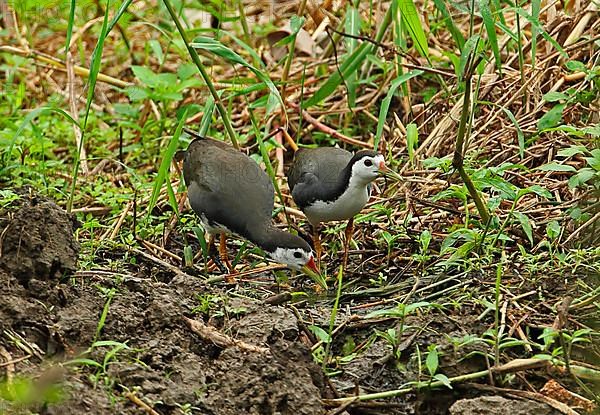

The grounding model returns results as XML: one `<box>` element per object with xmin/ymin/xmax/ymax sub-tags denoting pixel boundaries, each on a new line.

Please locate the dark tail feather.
<box><xmin>183</xmin><ymin>127</ymin><xmax>207</xmax><ymax>140</ymax></box>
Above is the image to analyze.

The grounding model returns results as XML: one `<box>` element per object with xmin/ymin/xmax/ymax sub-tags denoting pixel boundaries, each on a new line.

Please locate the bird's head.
<box><xmin>265</xmin><ymin>233</ymin><xmax>326</xmax><ymax>289</ymax></box>
<box><xmin>350</xmin><ymin>150</ymin><xmax>388</xmax><ymax>183</ymax></box>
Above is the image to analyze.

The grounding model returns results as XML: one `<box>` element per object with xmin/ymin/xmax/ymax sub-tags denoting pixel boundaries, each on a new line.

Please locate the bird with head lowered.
<box><xmin>180</xmin><ymin>128</ymin><xmax>325</xmax><ymax>288</ymax></box>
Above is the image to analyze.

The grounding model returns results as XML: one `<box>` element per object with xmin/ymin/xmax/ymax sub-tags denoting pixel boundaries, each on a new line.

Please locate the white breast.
<box><xmin>304</xmin><ymin>183</ymin><xmax>370</xmax><ymax>225</ymax></box>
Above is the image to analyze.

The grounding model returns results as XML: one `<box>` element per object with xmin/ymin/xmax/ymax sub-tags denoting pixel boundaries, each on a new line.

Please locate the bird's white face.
<box><xmin>352</xmin><ymin>154</ymin><xmax>387</xmax><ymax>182</ymax></box>
<box><xmin>269</xmin><ymin>247</ymin><xmax>316</xmax><ymax>271</ymax></box>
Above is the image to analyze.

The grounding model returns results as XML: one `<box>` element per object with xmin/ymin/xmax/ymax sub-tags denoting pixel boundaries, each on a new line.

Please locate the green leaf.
<box><xmin>148</xmin><ymin>39</ymin><xmax>165</xmax><ymax>64</ymax></box>
<box><xmin>398</xmin><ymin>0</ymin><xmax>429</xmax><ymax>57</ymax></box>
<box><xmin>566</xmin><ymin>60</ymin><xmax>586</xmax><ymax>72</ymax></box>
<box><xmin>513</xmin><ymin>212</ymin><xmax>533</xmax><ymax>246</ymax></box>
<box><xmin>191</xmin><ymin>36</ymin><xmax>283</xmax><ymax>114</ymax></box>
<box><xmin>406</xmin><ymin>123</ymin><xmax>419</xmax><ymax>163</ymax></box>
<box><xmin>557</xmin><ymin>145</ymin><xmax>587</xmax><ymax>157</ymax></box>
<box><xmin>305</xmin><ymin>41</ymin><xmax>373</xmax><ymax>107</ymax></box>
<box><xmin>537</xmin><ymin>103</ymin><xmax>565</xmax><ymax>130</ymax></box>
<box><xmin>458</xmin><ymin>35</ymin><xmax>481</xmax><ymax>80</ymax></box>
<box><xmin>543</xmin><ymin>91</ymin><xmax>569</xmax><ymax>102</ymax></box>
<box><xmin>374</xmin><ymin>70</ymin><xmax>423</xmax><ymax>148</ymax></box>
<box><xmin>569</xmin><ymin>168</ymin><xmax>597</xmax><ymax>188</ymax></box>
<box><xmin>433</xmin><ymin>373</ymin><xmax>453</xmax><ymax>389</ymax></box>
<box><xmin>177</xmin><ymin>63</ymin><xmax>198</xmax><ymax>80</ymax></box>
<box><xmin>146</xmin><ymin>109</ymin><xmax>187</xmax><ymax>219</ymax></box>
<box><xmin>497</xmin><ymin>105</ymin><xmax>524</xmax><ymax>158</ymax></box>
<box><xmin>432</xmin><ymin>0</ymin><xmax>464</xmax><ymax>49</ymax></box>
<box><xmin>546</xmin><ymin>220</ymin><xmax>561</xmax><ymax>240</ymax></box>
<box><xmin>537</xmin><ymin>163</ymin><xmax>576</xmax><ymax>172</ymax></box>
<box><xmin>308</xmin><ymin>325</ymin><xmax>331</xmax><ymax>343</ymax></box>
<box><xmin>132</xmin><ymin>65</ymin><xmax>158</xmax><ymax>87</ymax></box>
<box><xmin>345</xmin><ymin>5</ymin><xmax>360</xmax><ymax>107</ymax></box>
<box><xmin>478</xmin><ymin>0</ymin><xmax>500</xmax><ymax>70</ymax></box>
<box><xmin>425</xmin><ymin>346</ymin><xmax>439</xmax><ymax>376</ymax></box>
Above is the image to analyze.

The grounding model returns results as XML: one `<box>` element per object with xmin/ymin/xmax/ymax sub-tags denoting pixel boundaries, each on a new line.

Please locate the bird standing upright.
<box><xmin>286</xmin><ymin>142</ymin><xmax>387</xmax><ymax>268</ymax></box>
<box><xmin>181</xmin><ymin>129</ymin><xmax>323</xmax><ymax>287</ymax></box>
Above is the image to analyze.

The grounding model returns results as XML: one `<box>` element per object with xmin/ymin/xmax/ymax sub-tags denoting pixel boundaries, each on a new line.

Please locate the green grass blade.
<box><xmin>478</xmin><ymin>0</ymin><xmax>501</xmax><ymax>71</ymax></box>
<box><xmin>374</xmin><ymin>70</ymin><xmax>424</xmax><ymax>149</ymax></box>
<box><xmin>345</xmin><ymin>4</ymin><xmax>360</xmax><ymax>107</ymax></box>
<box><xmin>406</xmin><ymin>123</ymin><xmax>418</xmax><ymax>164</ymax></box>
<box><xmin>305</xmin><ymin>41</ymin><xmax>373</xmax><ymax>107</ymax></box>
<box><xmin>516</xmin><ymin>8</ymin><xmax>567</xmax><ymax>58</ymax></box>
<box><xmin>198</xmin><ymin>94</ymin><xmax>216</xmax><ymax>136</ymax></box>
<box><xmin>530</xmin><ymin>0</ymin><xmax>540</xmax><ymax>66</ymax></box>
<box><xmin>107</xmin><ymin>0</ymin><xmax>133</xmax><ymax>33</ymax></box>
<box><xmin>458</xmin><ymin>35</ymin><xmax>481</xmax><ymax>80</ymax></box>
<box><xmin>146</xmin><ymin>109</ymin><xmax>187</xmax><ymax>219</ymax></box>
<box><xmin>67</xmin><ymin>0</ymin><xmax>112</xmax><ymax>211</ymax></box>
<box><xmin>191</xmin><ymin>36</ymin><xmax>283</xmax><ymax>115</ymax></box>
<box><xmin>64</xmin><ymin>0</ymin><xmax>75</xmax><ymax>55</ymax></box>
<box><xmin>398</xmin><ymin>0</ymin><xmax>429</xmax><ymax>58</ymax></box>
<box><xmin>432</xmin><ymin>0</ymin><xmax>465</xmax><ymax>50</ymax></box>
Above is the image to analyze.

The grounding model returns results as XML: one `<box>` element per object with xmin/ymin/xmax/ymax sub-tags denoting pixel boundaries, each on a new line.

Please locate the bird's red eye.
<box><xmin>364</xmin><ymin>159</ymin><xmax>373</xmax><ymax>167</ymax></box>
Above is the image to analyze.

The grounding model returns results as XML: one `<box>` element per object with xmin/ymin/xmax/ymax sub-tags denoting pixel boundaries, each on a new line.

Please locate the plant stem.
<box><xmin>162</xmin><ymin>0</ymin><xmax>239</xmax><ymax>150</ymax></box>
<box><xmin>452</xmin><ymin>60</ymin><xmax>491</xmax><ymax>224</ymax></box>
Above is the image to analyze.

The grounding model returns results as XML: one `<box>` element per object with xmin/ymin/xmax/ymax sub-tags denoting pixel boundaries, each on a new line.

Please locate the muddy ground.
<box><xmin>0</xmin><ymin>191</ymin><xmax>577</xmax><ymax>414</ymax></box>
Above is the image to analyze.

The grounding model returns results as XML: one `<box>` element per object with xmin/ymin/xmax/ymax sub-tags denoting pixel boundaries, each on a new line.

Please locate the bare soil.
<box><xmin>0</xmin><ymin>191</ymin><xmax>575</xmax><ymax>414</ymax></box>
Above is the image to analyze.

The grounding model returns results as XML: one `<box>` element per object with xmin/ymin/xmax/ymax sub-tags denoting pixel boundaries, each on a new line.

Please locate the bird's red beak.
<box><xmin>306</xmin><ymin>256</ymin><xmax>320</xmax><ymax>274</ymax></box>
<box><xmin>378</xmin><ymin>161</ymin><xmax>388</xmax><ymax>172</ymax></box>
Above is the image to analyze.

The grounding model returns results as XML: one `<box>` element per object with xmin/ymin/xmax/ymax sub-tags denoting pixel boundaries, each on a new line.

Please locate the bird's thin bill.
<box><xmin>301</xmin><ymin>258</ymin><xmax>327</xmax><ymax>290</ymax></box>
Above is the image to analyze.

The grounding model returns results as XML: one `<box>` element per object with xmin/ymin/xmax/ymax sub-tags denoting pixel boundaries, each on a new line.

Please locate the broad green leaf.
<box><xmin>537</xmin><ymin>163</ymin><xmax>576</xmax><ymax>172</ymax></box>
<box><xmin>308</xmin><ymin>325</ymin><xmax>331</xmax><ymax>343</ymax></box>
<box><xmin>426</xmin><ymin>346</ymin><xmax>439</xmax><ymax>376</ymax></box>
<box><xmin>513</xmin><ymin>211</ymin><xmax>533</xmax><ymax>246</ymax></box>
<box><xmin>433</xmin><ymin>373</ymin><xmax>453</xmax><ymax>389</ymax></box>
<box><xmin>568</xmin><ymin>169</ymin><xmax>596</xmax><ymax>188</ymax></box>
<box><xmin>537</xmin><ymin>103</ymin><xmax>565</xmax><ymax>130</ymax></box>
<box><xmin>149</xmin><ymin>39</ymin><xmax>165</xmax><ymax>64</ymax></box>
<box><xmin>374</xmin><ymin>70</ymin><xmax>423</xmax><ymax>148</ymax></box>
<box><xmin>566</xmin><ymin>60</ymin><xmax>586</xmax><ymax>72</ymax></box>
<box><xmin>132</xmin><ymin>66</ymin><xmax>158</xmax><ymax>86</ymax></box>
<box><xmin>543</xmin><ymin>91</ymin><xmax>569</xmax><ymax>102</ymax></box>
<box><xmin>546</xmin><ymin>220</ymin><xmax>561</xmax><ymax>240</ymax></box>
<box><xmin>557</xmin><ymin>145</ymin><xmax>587</xmax><ymax>157</ymax></box>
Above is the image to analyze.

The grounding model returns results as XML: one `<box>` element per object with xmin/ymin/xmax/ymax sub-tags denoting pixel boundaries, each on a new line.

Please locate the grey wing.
<box><xmin>288</xmin><ymin>148</ymin><xmax>352</xmax><ymax>191</ymax></box>
<box><xmin>184</xmin><ymin>141</ymin><xmax>274</xmax><ymax>234</ymax></box>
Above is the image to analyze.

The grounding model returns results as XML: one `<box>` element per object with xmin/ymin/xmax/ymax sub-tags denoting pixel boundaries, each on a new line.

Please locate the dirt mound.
<box><xmin>0</xmin><ymin>193</ymin><xmax>80</xmax><ymax>286</ymax></box>
<box><xmin>0</xmin><ymin>191</ymin><xmax>325</xmax><ymax>414</ymax></box>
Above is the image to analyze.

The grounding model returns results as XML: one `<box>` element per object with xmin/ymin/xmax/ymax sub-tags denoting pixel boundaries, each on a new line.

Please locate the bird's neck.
<box><xmin>245</xmin><ymin>222</ymin><xmax>281</xmax><ymax>254</ymax></box>
<box><xmin>338</xmin><ymin>163</ymin><xmax>370</xmax><ymax>192</ymax></box>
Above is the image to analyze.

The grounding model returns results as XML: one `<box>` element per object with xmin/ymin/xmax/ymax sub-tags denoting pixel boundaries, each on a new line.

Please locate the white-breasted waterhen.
<box><xmin>285</xmin><ymin>135</ymin><xmax>388</xmax><ymax>268</ymax></box>
<box><xmin>180</xmin><ymin>129</ymin><xmax>324</xmax><ymax>288</ymax></box>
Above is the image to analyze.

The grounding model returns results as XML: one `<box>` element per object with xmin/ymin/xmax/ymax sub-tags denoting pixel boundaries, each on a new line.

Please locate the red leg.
<box><xmin>312</xmin><ymin>224</ymin><xmax>322</xmax><ymax>268</ymax></box>
<box><xmin>343</xmin><ymin>217</ymin><xmax>354</xmax><ymax>269</ymax></box>
<box><xmin>219</xmin><ymin>234</ymin><xmax>236</xmax><ymax>283</ymax></box>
